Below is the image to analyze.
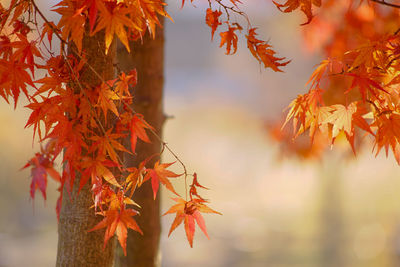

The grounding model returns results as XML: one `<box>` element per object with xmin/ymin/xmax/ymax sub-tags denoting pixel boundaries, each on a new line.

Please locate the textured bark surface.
<box><xmin>56</xmin><ymin>29</ymin><xmax>116</xmax><ymax>267</ymax></box>
<box><xmin>115</xmin><ymin>21</ymin><xmax>165</xmax><ymax>267</ymax></box>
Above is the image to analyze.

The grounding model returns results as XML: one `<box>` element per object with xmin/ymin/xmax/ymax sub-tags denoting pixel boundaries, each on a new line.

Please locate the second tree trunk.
<box><xmin>115</xmin><ymin>20</ymin><xmax>165</xmax><ymax>267</ymax></box>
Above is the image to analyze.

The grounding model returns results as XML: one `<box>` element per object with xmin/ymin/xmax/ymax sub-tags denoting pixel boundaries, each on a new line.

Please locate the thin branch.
<box><xmin>366</xmin><ymin>99</ymin><xmax>380</xmax><ymax>111</ymax></box>
<box><xmin>371</xmin><ymin>0</ymin><xmax>400</xmax><ymax>9</ymax></box>
<box><xmin>211</xmin><ymin>0</ymin><xmax>251</xmax><ymax>28</ymax></box>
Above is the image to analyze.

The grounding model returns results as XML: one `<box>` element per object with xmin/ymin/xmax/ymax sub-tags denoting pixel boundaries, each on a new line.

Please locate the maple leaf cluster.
<box><xmin>273</xmin><ymin>0</ymin><xmax>400</xmax><ymax>164</ymax></box>
<box><xmin>197</xmin><ymin>0</ymin><xmax>291</xmax><ymax>72</ymax></box>
<box><xmin>1</xmin><ymin>0</ymin><xmax>221</xmax><ymax>252</ymax></box>
<box><xmin>164</xmin><ymin>173</ymin><xmax>221</xmax><ymax>248</ymax></box>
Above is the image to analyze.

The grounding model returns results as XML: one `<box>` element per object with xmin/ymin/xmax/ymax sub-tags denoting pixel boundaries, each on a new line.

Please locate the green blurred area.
<box><xmin>2</xmin><ymin>1</ymin><xmax>400</xmax><ymax>266</ymax></box>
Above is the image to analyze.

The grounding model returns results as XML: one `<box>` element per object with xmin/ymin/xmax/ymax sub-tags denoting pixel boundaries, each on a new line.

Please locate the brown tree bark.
<box><xmin>114</xmin><ymin>19</ymin><xmax>165</xmax><ymax>267</ymax></box>
<box><xmin>56</xmin><ymin>29</ymin><xmax>116</xmax><ymax>267</ymax></box>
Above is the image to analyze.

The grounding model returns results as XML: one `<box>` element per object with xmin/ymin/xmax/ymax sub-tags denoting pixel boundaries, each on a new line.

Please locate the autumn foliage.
<box><xmin>0</xmin><ymin>0</ymin><xmax>237</xmax><ymax>252</ymax></box>
<box><xmin>3</xmin><ymin>0</ymin><xmax>400</xmax><ymax>259</ymax></box>
<box><xmin>270</xmin><ymin>0</ymin><xmax>400</xmax><ymax>164</ymax></box>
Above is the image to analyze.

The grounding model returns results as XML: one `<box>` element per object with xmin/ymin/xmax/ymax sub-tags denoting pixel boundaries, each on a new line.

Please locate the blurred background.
<box><xmin>2</xmin><ymin>1</ymin><xmax>400</xmax><ymax>266</ymax></box>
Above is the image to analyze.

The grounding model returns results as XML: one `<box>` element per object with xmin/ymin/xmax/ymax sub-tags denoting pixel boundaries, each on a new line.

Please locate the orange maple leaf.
<box><xmin>11</xmin><ymin>33</ymin><xmax>42</xmax><ymax>75</ymax></box>
<box><xmin>321</xmin><ymin>102</ymin><xmax>372</xmax><ymax>152</ymax></box>
<box><xmin>23</xmin><ymin>153</ymin><xmax>61</xmax><ymax>200</ymax></box>
<box><xmin>80</xmin><ymin>157</ymin><xmax>121</xmax><ymax>192</ymax></box>
<box><xmin>114</xmin><ymin>70</ymin><xmax>137</xmax><ymax>97</ymax></box>
<box><xmin>96</xmin><ymin>82</ymin><xmax>121</xmax><ymax>121</ymax></box>
<box><xmin>164</xmin><ymin>198</ymin><xmax>221</xmax><ymax>247</ymax></box>
<box><xmin>306</xmin><ymin>59</ymin><xmax>330</xmax><ymax>88</ymax></box>
<box><xmin>283</xmin><ymin>87</ymin><xmax>325</xmax><ymax>140</ymax></box>
<box><xmin>92</xmin><ymin>2</ymin><xmax>140</xmax><ymax>54</ymax></box>
<box><xmin>189</xmin><ymin>173</ymin><xmax>209</xmax><ymax>200</ymax></box>
<box><xmin>345</xmin><ymin>73</ymin><xmax>387</xmax><ymax>101</ymax></box>
<box><xmin>125</xmin><ymin>157</ymin><xmax>150</xmax><ymax>195</ymax></box>
<box><xmin>135</xmin><ymin>0</ymin><xmax>172</xmax><ymax>37</ymax></box>
<box><xmin>130</xmin><ymin>114</ymin><xmax>154</xmax><ymax>154</ymax></box>
<box><xmin>273</xmin><ymin>0</ymin><xmax>321</xmax><ymax>25</ymax></box>
<box><xmin>53</xmin><ymin>0</ymin><xmax>86</xmax><ymax>53</ymax></box>
<box><xmin>0</xmin><ymin>36</ymin><xmax>12</xmax><ymax>59</ymax></box>
<box><xmin>89</xmin><ymin>204</ymin><xmax>142</xmax><ymax>255</ymax></box>
<box><xmin>144</xmin><ymin>161</ymin><xmax>181</xmax><ymax>199</ymax></box>
<box><xmin>206</xmin><ymin>8</ymin><xmax>222</xmax><ymax>40</ymax></box>
<box><xmin>372</xmin><ymin>113</ymin><xmax>400</xmax><ymax>164</ymax></box>
<box><xmin>82</xmin><ymin>0</ymin><xmax>99</xmax><ymax>32</ymax></box>
<box><xmin>219</xmin><ymin>25</ymin><xmax>241</xmax><ymax>55</ymax></box>
<box><xmin>246</xmin><ymin>28</ymin><xmax>290</xmax><ymax>72</ymax></box>
<box><xmin>0</xmin><ymin>57</ymin><xmax>35</xmax><ymax>107</ymax></box>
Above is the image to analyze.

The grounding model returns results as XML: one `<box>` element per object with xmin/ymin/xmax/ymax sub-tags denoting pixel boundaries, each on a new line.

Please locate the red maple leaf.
<box><xmin>205</xmin><ymin>8</ymin><xmax>222</xmax><ymax>40</ymax></box>
<box><xmin>219</xmin><ymin>25</ymin><xmax>241</xmax><ymax>55</ymax></box>
<box><xmin>11</xmin><ymin>33</ymin><xmax>42</xmax><ymax>75</ymax></box>
<box><xmin>246</xmin><ymin>28</ymin><xmax>290</xmax><ymax>72</ymax></box>
<box><xmin>88</xmin><ymin>203</ymin><xmax>142</xmax><ymax>255</ymax></box>
<box><xmin>130</xmin><ymin>114</ymin><xmax>154</xmax><ymax>154</ymax></box>
<box><xmin>273</xmin><ymin>0</ymin><xmax>321</xmax><ymax>25</ymax></box>
<box><xmin>144</xmin><ymin>161</ymin><xmax>181</xmax><ymax>199</ymax></box>
<box><xmin>23</xmin><ymin>153</ymin><xmax>61</xmax><ymax>200</ymax></box>
<box><xmin>164</xmin><ymin>198</ymin><xmax>221</xmax><ymax>247</ymax></box>
<box><xmin>0</xmin><ymin>57</ymin><xmax>35</xmax><ymax>107</ymax></box>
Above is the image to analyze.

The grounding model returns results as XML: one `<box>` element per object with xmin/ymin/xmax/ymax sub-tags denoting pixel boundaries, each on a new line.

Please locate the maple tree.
<box><xmin>3</xmin><ymin>0</ymin><xmax>400</xmax><ymax>266</ymax></box>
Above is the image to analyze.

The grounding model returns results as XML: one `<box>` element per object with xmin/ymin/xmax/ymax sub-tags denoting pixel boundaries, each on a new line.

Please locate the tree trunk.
<box><xmin>317</xmin><ymin>158</ymin><xmax>347</xmax><ymax>267</ymax></box>
<box><xmin>56</xmin><ymin>28</ymin><xmax>116</xmax><ymax>267</ymax></box>
<box><xmin>115</xmin><ymin>19</ymin><xmax>165</xmax><ymax>267</ymax></box>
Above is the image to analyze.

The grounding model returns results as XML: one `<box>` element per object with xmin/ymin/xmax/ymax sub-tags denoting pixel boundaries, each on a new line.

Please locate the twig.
<box><xmin>371</xmin><ymin>0</ymin><xmax>400</xmax><ymax>9</ymax></box>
